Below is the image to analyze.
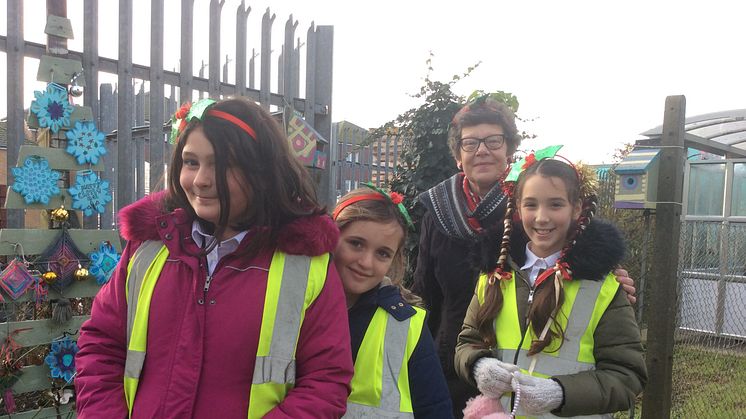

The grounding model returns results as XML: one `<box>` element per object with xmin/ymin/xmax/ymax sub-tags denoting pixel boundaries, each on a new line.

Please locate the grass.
<box><xmin>614</xmin><ymin>340</ymin><xmax>746</xmax><ymax>418</ymax></box>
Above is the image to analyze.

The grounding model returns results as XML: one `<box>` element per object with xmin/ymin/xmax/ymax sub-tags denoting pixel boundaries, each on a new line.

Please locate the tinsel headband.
<box><xmin>333</xmin><ymin>182</ymin><xmax>414</xmax><ymax>229</ymax></box>
<box><xmin>169</xmin><ymin>98</ymin><xmax>257</xmax><ymax>144</ymax></box>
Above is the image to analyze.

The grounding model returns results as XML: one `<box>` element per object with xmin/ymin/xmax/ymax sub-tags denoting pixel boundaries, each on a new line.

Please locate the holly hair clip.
<box><xmin>169</xmin><ymin>98</ymin><xmax>257</xmax><ymax>144</ymax></box>
<box><xmin>332</xmin><ymin>182</ymin><xmax>414</xmax><ymax>229</ymax></box>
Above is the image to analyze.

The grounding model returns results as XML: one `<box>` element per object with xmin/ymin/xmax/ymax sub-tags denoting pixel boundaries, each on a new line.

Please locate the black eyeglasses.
<box><xmin>459</xmin><ymin>134</ymin><xmax>506</xmax><ymax>152</ymax></box>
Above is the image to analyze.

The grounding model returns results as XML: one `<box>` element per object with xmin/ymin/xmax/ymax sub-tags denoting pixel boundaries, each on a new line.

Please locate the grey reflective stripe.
<box><xmin>380</xmin><ymin>316</ymin><xmax>411</xmax><ymax>410</ymax></box>
<box><xmin>343</xmin><ymin>311</ymin><xmax>413</xmax><ymax>418</ymax></box>
<box><xmin>125</xmin><ymin>240</ymin><xmax>166</xmax><ymax>348</ymax></box>
<box><xmin>125</xmin><ymin>350</ymin><xmax>146</xmax><ymax>379</ymax></box>
<box><xmin>558</xmin><ymin>280</ymin><xmax>604</xmax><ymax>360</ymax></box>
<box><xmin>253</xmin><ymin>355</ymin><xmax>296</xmax><ymax>385</ymax></box>
<box><xmin>123</xmin><ymin>239</ymin><xmax>166</xmax><ymax>386</ymax></box>
<box><xmin>505</xmin><ymin>280</ymin><xmax>604</xmax><ymax>377</ymax></box>
<box><xmin>344</xmin><ymin>402</ymin><xmax>414</xmax><ymax>418</ymax></box>
<box><xmin>251</xmin><ymin>254</ymin><xmax>311</xmax><ymax>385</ymax></box>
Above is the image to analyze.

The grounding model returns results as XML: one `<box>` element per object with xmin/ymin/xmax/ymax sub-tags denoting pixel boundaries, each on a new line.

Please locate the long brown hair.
<box><xmin>164</xmin><ymin>97</ymin><xmax>324</xmax><ymax>259</ymax></box>
<box><xmin>333</xmin><ymin>188</ymin><xmax>422</xmax><ymax>307</ymax></box>
<box><xmin>476</xmin><ymin>159</ymin><xmax>596</xmax><ymax>355</ymax></box>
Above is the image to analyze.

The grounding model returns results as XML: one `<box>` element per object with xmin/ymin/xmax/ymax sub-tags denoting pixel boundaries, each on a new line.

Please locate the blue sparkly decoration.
<box><xmin>88</xmin><ymin>242</ymin><xmax>120</xmax><ymax>285</ymax></box>
<box><xmin>30</xmin><ymin>83</ymin><xmax>73</xmax><ymax>133</ymax></box>
<box><xmin>11</xmin><ymin>156</ymin><xmax>61</xmax><ymax>205</ymax></box>
<box><xmin>69</xmin><ymin>170</ymin><xmax>112</xmax><ymax>216</ymax></box>
<box><xmin>45</xmin><ymin>336</ymin><xmax>79</xmax><ymax>383</ymax></box>
<box><xmin>65</xmin><ymin>121</ymin><xmax>107</xmax><ymax>165</ymax></box>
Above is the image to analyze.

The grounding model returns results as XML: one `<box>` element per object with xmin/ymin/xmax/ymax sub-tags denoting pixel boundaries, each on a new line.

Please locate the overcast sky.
<box><xmin>1</xmin><ymin>0</ymin><xmax>744</xmax><ymax>163</ymax></box>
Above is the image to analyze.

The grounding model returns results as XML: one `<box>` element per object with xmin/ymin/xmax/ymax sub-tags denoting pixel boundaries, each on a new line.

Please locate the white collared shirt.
<box><xmin>520</xmin><ymin>245</ymin><xmax>561</xmax><ymax>287</ymax></box>
<box><xmin>191</xmin><ymin>221</ymin><xmax>249</xmax><ymax>275</ymax></box>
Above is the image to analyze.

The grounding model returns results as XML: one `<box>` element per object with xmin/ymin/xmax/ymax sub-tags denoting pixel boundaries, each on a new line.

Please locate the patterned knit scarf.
<box><xmin>418</xmin><ymin>173</ymin><xmax>507</xmax><ymax>240</ymax></box>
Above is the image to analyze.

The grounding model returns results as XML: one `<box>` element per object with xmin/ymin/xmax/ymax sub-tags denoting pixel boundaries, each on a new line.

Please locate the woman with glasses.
<box><xmin>412</xmin><ymin>94</ymin><xmax>637</xmax><ymax>417</ymax></box>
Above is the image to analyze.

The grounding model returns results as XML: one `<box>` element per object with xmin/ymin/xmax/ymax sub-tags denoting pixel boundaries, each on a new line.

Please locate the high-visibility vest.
<box><xmin>124</xmin><ymin>240</ymin><xmax>329</xmax><ymax>418</ymax></box>
<box><xmin>344</xmin><ymin>305</ymin><xmax>426</xmax><ymax>418</ymax></box>
<box><xmin>476</xmin><ymin>272</ymin><xmax>619</xmax><ymax>419</ymax></box>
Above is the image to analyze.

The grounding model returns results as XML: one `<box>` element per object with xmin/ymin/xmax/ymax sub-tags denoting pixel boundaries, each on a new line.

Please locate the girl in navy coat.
<box><xmin>333</xmin><ymin>185</ymin><xmax>453</xmax><ymax>418</ymax></box>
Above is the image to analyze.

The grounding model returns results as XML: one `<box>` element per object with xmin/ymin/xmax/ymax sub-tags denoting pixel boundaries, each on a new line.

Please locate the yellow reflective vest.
<box><xmin>344</xmin><ymin>305</ymin><xmax>426</xmax><ymax>418</ymax></box>
<box><xmin>123</xmin><ymin>240</ymin><xmax>329</xmax><ymax>418</ymax></box>
<box><xmin>476</xmin><ymin>272</ymin><xmax>619</xmax><ymax>419</ymax></box>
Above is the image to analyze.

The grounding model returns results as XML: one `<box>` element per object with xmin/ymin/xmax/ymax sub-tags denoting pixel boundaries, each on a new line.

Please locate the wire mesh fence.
<box><xmin>596</xmin><ymin>169</ymin><xmax>746</xmax><ymax>417</ymax></box>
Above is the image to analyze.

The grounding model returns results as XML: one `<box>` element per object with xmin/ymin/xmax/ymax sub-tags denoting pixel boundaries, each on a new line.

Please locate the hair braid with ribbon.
<box><xmin>477</xmin><ymin>146</ymin><xmax>599</xmax><ymax>355</ymax></box>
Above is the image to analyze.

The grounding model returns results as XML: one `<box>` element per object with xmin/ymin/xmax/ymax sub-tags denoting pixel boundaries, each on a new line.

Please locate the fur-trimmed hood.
<box><xmin>118</xmin><ymin>192</ymin><xmax>339</xmax><ymax>256</ymax></box>
<box><xmin>474</xmin><ymin>218</ymin><xmax>626</xmax><ymax>281</ymax></box>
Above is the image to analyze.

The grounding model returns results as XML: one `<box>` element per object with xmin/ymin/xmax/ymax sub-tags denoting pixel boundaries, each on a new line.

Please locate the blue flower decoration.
<box><xmin>11</xmin><ymin>156</ymin><xmax>61</xmax><ymax>205</ymax></box>
<box><xmin>30</xmin><ymin>83</ymin><xmax>73</xmax><ymax>133</ymax></box>
<box><xmin>88</xmin><ymin>242</ymin><xmax>120</xmax><ymax>285</ymax></box>
<box><xmin>69</xmin><ymin>170</ymin><xmax>112</xmax><ymax>216</ymax></box>
<box><xmin>65</xmin><ymin>121</ymin><xmax>107</xmax><ymax>165</ymax></box>
<box><xmin>45</xmin><ymin>337</ymin><xmax>79</xmax><ymax>383</ymax></box>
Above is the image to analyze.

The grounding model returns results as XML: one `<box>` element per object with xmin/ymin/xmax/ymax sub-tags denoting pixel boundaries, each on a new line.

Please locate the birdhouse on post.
<box><xmin>613</xmin><ymin>147</ymin><xmax>661</xmax><ymax>209</ymax></box>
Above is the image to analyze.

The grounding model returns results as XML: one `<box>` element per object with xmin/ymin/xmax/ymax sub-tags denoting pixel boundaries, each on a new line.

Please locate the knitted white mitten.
<box><xmin>513</xmin><ymin>372</ymin><xmax>564</xmax><ymax>415</ymax></box>
<box><xmin>473</xmin><ymin>358</ymin><xmax>519</xmax><ymax>398</ymax></box>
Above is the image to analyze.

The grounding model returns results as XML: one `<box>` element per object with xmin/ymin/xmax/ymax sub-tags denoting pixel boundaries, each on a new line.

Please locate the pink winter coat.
<box><xmin>75</xmin><ymin>194</ymin><xmax>353</xmax><ymax>418</ymax></box>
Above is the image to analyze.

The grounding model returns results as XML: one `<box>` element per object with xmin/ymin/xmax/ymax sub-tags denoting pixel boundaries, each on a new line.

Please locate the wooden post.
<box><xmin>117</xmin><ymin>0</ymin><xmax>135</xmax><ymax>211</ymax></box>
<box><xmin>6</xmin><ymin>0</ymin><xmax>24</xmax><ymax>228</ymax></box>
<box><xmin>641</xmin><ymin>95</ymin><xmax>686</xmax><ymax>419</ymax></box>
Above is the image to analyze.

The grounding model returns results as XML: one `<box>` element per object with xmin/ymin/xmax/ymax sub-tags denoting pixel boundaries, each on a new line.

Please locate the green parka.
<box><xmin>454</xmin><ymin>219</ymin><xmax>647</xmax><ymax>417</ymax></box>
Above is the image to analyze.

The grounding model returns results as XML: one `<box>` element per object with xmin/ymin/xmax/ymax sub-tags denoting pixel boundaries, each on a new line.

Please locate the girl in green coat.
<box><xmin>455</xmin><ymin>148</ymin><xmax>646</xmax><ymax>418</ymax></box>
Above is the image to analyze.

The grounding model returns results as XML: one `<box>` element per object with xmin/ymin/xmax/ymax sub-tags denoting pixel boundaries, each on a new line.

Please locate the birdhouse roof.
<box><xmin>614</xmin><ymin>148</ymin><xmax>660</xmax><ymax>174</ymax></box>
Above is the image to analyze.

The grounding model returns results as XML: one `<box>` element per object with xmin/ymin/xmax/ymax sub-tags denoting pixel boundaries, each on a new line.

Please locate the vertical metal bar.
<box><xmin>150</xmin><ymin>0</ymin><xmax>165</xmax><ymax>194</ymax></box>
<box><xmin>304</xmin><ymin>22</ymin><xmax>316</xmax><ymax>124</ymax></box>
<box><xmin>292</xmin><ymin>37</ymin><xmax>300</xmax><ymax>99</ymax></box>
<box><xmin>260</xmin><ymin>8</ymin><xmax>275</xmax><ymax>109</ymax></box>
<box><xmin>235</xmin><ymin>2</ymin><xmax>250</xmax><ymax>97</ymax></box>
<box><xmin>84</xmin><ymin>0</ymin><xmax>99</xmax><ymax>123</ymax></box>
<box><xmin>100</xmin><ymin>84</ymin><xmax>116</xmax><ymax>229</ymax></box>
<box><xmin>641</xmin><ymin>95</ymin><xmax>686</xmax><ymax>419</ymax></box>
<box><xmin>208</xmin><ymin>0</ymin><xmax>224</xmax><ymax>98</ymax></box>
<box><xmin>249</xmin><ymin>48</ymin><xmax>256</xmax><ymax>90</ymax></box>
<box><xmin>283</xmin><ymin>15</ymin><xmax>298</xmax><ymax>105</ymax></box>
<box><xmin>135</xmin><ymin>83</ymin><xmax>145</xmax><ymax>198</ymax></box>
<box><xmin>313</xmin><ymin>25</ymin><xmax>333</xmax><ymax>206</ymax></box>
<box><xmin>6</xmin><ymin>0</ymin><xmax>24</xmax><ymax>228</ymax></box>
<box><xmin>179</xmin><ymin>0</ymin><xmax>194</xmax><ymax>104</ymax></box>
<box><xmin>117</xmin><ymin>0</ymin><xmax>135</xmax><ymax>212</ymax></box>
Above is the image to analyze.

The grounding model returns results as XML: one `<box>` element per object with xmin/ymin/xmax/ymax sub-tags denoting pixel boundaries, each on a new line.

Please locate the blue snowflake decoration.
<box><xmin>45</xmin><ymin>336</ymin><xmax>79</xmax><ymax>383</ymax></box>
<box><xmin>69</xmin><ymin>170</ymin><xmax>112</xmax><ymax>216</ymax></box>
<box><xmin>88</xmin><ymin>242</ymin><xmax>120</xmax><ymax>285</ymax></box>
<box><xmin>65</xmin><ymin>121</ymin><xmax>107</xmax><ymax>165</ymax></box>
<box><xmin>11</xmin><ymin>156</ymin><xmax>61</xmax><ymax>205</ymax></box>
<box><xmin>30</xmin><ymin>83</ymin><xmax>73</xmax><ymax>133</ymax></box>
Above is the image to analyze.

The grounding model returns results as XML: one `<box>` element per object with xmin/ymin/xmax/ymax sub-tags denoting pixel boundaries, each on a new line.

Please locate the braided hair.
<box><xmin>476</xmin><ymin>158</ymin><xmax>597</xmax><ymax>354</ymax></box>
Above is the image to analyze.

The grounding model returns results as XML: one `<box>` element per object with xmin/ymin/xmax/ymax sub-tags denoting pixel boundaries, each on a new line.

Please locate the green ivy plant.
<box><xmin>368</xmin><ymin>55</ymin><xmax>532</xmax><ymax>282</ymax></box>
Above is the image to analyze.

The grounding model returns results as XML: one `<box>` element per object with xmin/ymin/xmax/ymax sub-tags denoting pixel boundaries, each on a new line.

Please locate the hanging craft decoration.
<box><xmin>33</xmin><ymin>276</ymin><xmax>49</xmax><ymax>308</ymax></box>
<box><xmin>69</xmin><ymin>170</ymin><xmax>112</xmax><ymax>216</ymax></box>
<box><xmin>33</xmin><ymin>230</ymin><xmax>88</xmax><ymax>292</ymax></box>
<box><xmin>88</xmin><ymin>242</ymin><xmax>120</xmax><ymax>285</ymax></box>
<box><xmin>44</xmin><ymin>336</ymin><xmax>79</xmax><ymax>383</ymax></box>
<box><xmin>11</xmin><ymin>156</ymin><xmax>61</xmax><ymax>205</ymax></box>
<box><xmin>65</xmin><ymin>120</ymin><xmax>107</xmax><ymax>165</ymax></box>
<box><xmin>284</xmin><ymin>107</ymin><xmax>322</xmax><ymax>167</ymax></box>
<box><xmin>0</xmin><ymin>259</ymin><xmax>35</xmax><ymax>300</ymax></box>
<box><xmin>74</xmin><ymin>264</ymin><xmax>90</xmax><ymax>281</ymax></box>
<box><xmin>30</xmin><ymin>83</ymin><xmax>74</xmax><ymax>133</ymax></box>
<box><xmin>0</xmin><ymin>330</ymin><xmax>27</xmax><ymax>414</ymax></box>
